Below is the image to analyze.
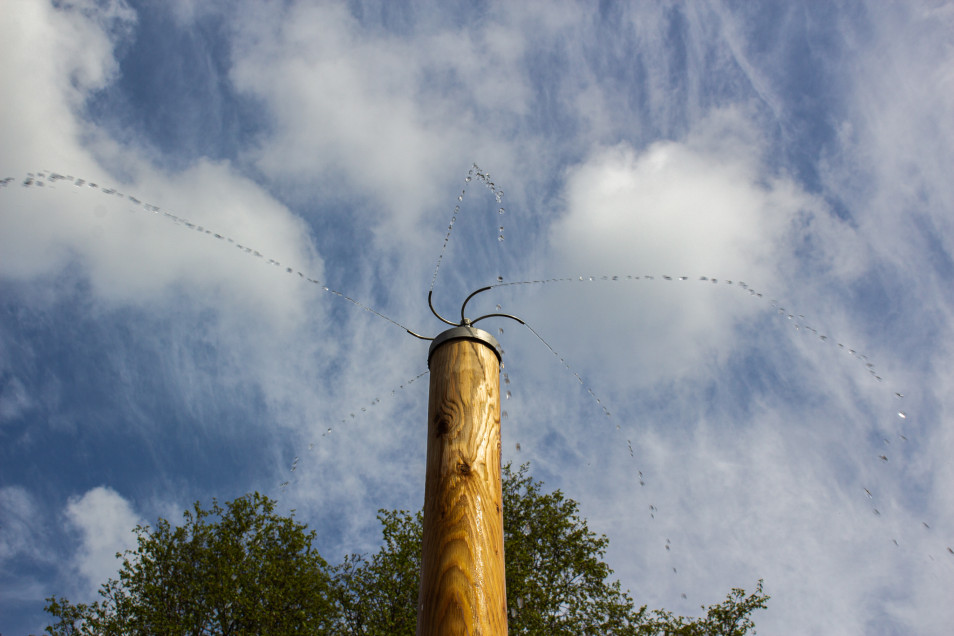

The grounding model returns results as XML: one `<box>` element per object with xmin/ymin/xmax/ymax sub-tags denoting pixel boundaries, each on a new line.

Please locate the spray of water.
<box><xmin>6</xmin><ymin>167</ymin><xmax>943</xmax><ymax>562</ymax></box>
<box><xmin>9</xmin><ymin>170</ymin><xmax>417</xmax><ymax>334</ymax></box>
<box><xmin>429</xmin><ymin>163</ymin><xmax>506</xmax><ymax>293</ymax></box>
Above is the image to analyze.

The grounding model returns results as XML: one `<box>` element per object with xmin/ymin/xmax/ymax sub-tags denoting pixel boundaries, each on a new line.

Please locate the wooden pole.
<box><xmin>418</xmin><ymin>326</ymin><xmax>508</xmax><ymax>636</ymax></box>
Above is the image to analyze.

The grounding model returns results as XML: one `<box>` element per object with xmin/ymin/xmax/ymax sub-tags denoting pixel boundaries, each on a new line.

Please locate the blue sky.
<box><xmin>2</xmin><ymin>1</ymin><xmax>953</xmax><ymax>633</ymax></box>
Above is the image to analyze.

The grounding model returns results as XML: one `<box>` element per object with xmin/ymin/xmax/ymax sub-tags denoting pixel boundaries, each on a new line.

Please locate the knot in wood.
<box><xmin>435</xmin><ymin>418</ymin><xmax>452</xmax><ymax>437</ymax></box>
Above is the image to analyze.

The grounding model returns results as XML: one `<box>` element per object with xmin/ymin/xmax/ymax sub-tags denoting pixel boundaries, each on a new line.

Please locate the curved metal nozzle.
<box><xmin>460</xmin><ymin>286</ymin><xmax>493</xmax><ymax>324</ymax></box>
<box><xmin>462</xmin><ymin>285</ymin><xmax>525</xmax><ymax>327</ymax></box>
<box><xmin>469</xmin><ymin>312</ymin><xmax>525</xmax><ymax>327</ymax></box>
<box><xmin>428</xmin><ymin>290</ymin><xmax>458</xmax><ymax>327</ymax></box>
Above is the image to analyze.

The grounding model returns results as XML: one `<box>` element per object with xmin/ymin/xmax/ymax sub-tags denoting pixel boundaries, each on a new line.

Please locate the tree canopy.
<box><xmin>45</xmin><ymin>492</ymin><xmax>336</xmax><ymax>635</ymax></box>
<box><xmin>45</xmin><ymin>464</ymin><xmax>768</xmax><ymax>635</ymax></box>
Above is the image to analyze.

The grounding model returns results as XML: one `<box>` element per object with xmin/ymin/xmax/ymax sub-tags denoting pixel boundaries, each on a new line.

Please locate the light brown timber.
<box><xmin>417</xmin><ymin>337</ymin><xmax>507</xmax><ymax>636</ymax></box>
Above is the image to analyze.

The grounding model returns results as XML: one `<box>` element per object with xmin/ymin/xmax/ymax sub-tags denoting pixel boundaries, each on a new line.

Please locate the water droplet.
<box><xmin>497</xmin><ymin>276</ymin><xmax>504</xmax><ymax>282</ymax></box>
<box><xmin>465</xmin><ymin>176</ymin><xmax>472</xmax><ymax>182</ymax></box>
<box><xmin>498</xmin><ymin>207</ymin><xmax>505</xmax><ymax>215</ymax></box>
<box><xmin>501</xmin><ymin>410</ymin><xmax>508</xmax><ymax>418</ymax></box>
<box><xmin>496</xmin><ymin>304</ymin><xmax>502</xmax><ymax>311</ymax></box>
<box><xmin>506</xmin><ymin>390</ymin><xmax>511</xmax><ymax>399</ymax></box>
<box><xmin>515</xmin><ymin>443</ymin><xmax>521</xmax><ymax>452</ymax></box>
<box><xmin>898</xmin><ymin>411</ymin><xmax>906</xmax><ymax>419</ymax></box>
<box><xmin>879</xmin><ymin>455</ymin><xmax>888</xmax><ymax>462</ymax></box>
<box><xmin>498</xmin><ymin>235</ymin><xmax>504</xmax><ymax>242</ymax></box>
<box><xmin>499</xmin><ymin>327</ymin><xmax>505</xmax><ymax>335</ymax></box>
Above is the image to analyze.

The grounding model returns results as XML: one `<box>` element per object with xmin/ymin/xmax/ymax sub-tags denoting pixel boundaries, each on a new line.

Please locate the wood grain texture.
<box><xmin>417</xmin><ymin>338</ymin><xmax>507</xmax><ymax>636</ymax></box>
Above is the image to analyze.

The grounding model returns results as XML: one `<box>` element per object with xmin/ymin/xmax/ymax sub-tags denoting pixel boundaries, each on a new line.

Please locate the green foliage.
<box><xmin>45</xmin><ymin>492</ymin><xmax>335</xmax><ymax>635</ymax></box>
<box><xmin>45</xmin><ymin>467</ymin><xmax>769</xmax><ymax>635</ymax></box>
<box><xmin>501</xmin><ymin>463</ymin><xmax>645</xmax><ymax>634</ymax></box>
<box><xmin>638</xmin><ymin>581</ymin><xmax>769</xmax><ymax>636</ymax></box>
<box><xmin>330</xmin><ymin>509</ymin><xmax>422</xmax><ymax>635</ymax></box>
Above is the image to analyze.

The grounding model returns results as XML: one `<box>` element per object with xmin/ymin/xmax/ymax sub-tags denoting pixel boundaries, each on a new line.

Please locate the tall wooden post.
<box><xmin>418</xmin><ymin>326</ymin><xmax>508</xmax><ymax>636</ymax></box>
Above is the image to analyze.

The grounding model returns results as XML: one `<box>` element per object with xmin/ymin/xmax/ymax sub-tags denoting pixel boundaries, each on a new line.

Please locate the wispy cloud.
<box><xmin>64</xmin><ymin>487</ymin><xmax>142</xmax><ymax>596</ymax></box>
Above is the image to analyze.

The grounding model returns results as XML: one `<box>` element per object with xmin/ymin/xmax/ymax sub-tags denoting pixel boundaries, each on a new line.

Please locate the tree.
<box><xmin>638</xmin><ymin>581</ymin><xmax>769</xmax><ymax>636</ymax></box>
<box><xmin>502</xmin><ymin>463</ymin><xmax>643</xmax><ymax>633</ymax></box>
<box><xmin>45</xmin><ymin>492</ymin><xmax>336</xmax><ymax>635</ymax></box>
<box><xmin>46</xmin><ymin>466</ymin><xmax>768</xmax><ymax>635</ymax></box>
<box><xmin>329</xmin><ymin>509</ymin><xmax>422</xmax><ymax>634</ymax></box>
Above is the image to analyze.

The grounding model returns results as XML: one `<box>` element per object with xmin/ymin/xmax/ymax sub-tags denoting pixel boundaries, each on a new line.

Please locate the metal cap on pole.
<box><xmin>428</xmin><ymin>325</ymin><xmax>502</xmax><ymax>367</ymax></box>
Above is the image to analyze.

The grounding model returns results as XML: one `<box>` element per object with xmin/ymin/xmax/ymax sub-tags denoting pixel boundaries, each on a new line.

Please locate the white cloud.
<box><xmin>64</xmin><ymin>486</ymin><xmax>142</xmax><ymax>596</ymax></box>
<box><xmin>540</xmin><ymin>108</ymin><xmax>821</xmax><ymax>387</ymax></box>
<box><xmin>228</xmin><ymin>3</ymin><xmax>464</xmax><ymax>228</ymax></box>
<box><xmin>0</xmin><ymin>377</ymin><xmax>33</xmax><ymax>423</ymax></box>
<box><xmin>0</xmin><ymin>486</ymin><xmax>47</xmax><ymax>563</ymax></box>
<box><xmin>0</xmin><ymin>0</ymin><xmax>133</xmax><ymax>173</ymax></box>
<box><xmin>821</xmin><ymin>1</ymin><xmax>954</xmax><ymax>275</ymax></box>
<box><xmin>225</xmin><ymin>1</ymin><xmax>558</xmax><ymax>248</ymax></box>
<box><xmin>0</xmin><ymin>0</ymin><xmax>326</xmax><ymax>333</ymax></box>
